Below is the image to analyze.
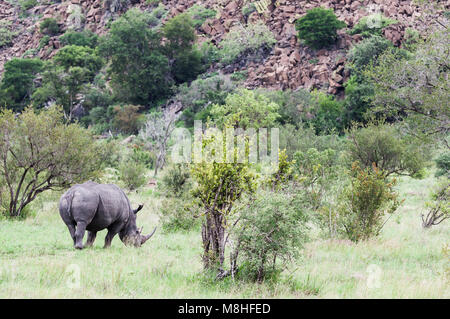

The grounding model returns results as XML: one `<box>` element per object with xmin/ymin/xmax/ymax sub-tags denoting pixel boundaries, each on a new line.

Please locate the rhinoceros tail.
<box><xmin>61</xmin><ymin>191</ymin><xmax>75</xmax><ymax>218</ymax></box>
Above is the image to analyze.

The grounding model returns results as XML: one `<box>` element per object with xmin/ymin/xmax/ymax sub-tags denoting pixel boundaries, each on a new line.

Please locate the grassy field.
<box><xmin>0</xmin><ymin>173</ymin><xmax>448</xmax><ymax>298</ymax></box>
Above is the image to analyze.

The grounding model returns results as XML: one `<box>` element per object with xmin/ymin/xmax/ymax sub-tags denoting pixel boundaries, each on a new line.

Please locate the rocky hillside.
<box><xmin>0</xmin><ymin>0</ymin><xmax>447</xmax><ymax>94</ymax></box>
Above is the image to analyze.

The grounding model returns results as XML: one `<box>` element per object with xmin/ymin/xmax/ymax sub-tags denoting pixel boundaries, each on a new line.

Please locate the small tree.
<box><xmin>338</xmin><ymin>162</ymin><xmax>401</xmax><ymax>242</ymax></box>
<box><xmin>40</xmin><ymin>18</ymin><xmax>60</xmax><ymax>36</ymax></box>
<box><xmin>0</xmin><ymin>106</ymin><xmax>101</xmax><ymax>218</ymax></box>
<box><xmin>191</xmin><ymin>128</ymin><xmax>257</xmax><ymax>275</ymax></box>
<box><xmin>422</xmin><ymin>181</ymin><xmax>449</xmax><ymax>228</ymax></box>
<box><xmin>295</xmin><ymin>7</ymin><xmax>346</xmax><ymax>49</ymax></box>
<box><xmin>347</xmin><ymin>122</ymin><xmax>428</xmax><ymax>177</ymax></box>
<box><xmin>139</xmin><ymin>107</ymin><xmax>177</xmax><ymax>176</ymax></box>
<box><xmin>234</xmin><ymin>189</ymin><xmax>308</xmax><ymax>282</ymax></box>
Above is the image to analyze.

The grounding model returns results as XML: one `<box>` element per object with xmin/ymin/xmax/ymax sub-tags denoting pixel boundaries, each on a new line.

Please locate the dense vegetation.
<box><xmin>0</xmin><ymin>3</ymin><xmax>448</xmax><ymax>294</ymax></box>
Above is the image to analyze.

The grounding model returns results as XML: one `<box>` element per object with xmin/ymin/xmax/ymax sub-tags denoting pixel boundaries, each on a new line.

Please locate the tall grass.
<box><xmin>0</xmin><ymin>172</ymin><xmax>448</xmax><ymax>298</ymax></box>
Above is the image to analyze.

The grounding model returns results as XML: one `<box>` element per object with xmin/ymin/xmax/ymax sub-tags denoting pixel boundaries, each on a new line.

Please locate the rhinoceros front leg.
<box><xmin>103</xmin><ymin>221</ymin><xmax>123</xmax><ymax>248</ymax></box>
<box><xmin>74</xmin><ymin>221</ymin><xmax>87</xmax><ymax>250</ymax></box>
<box><xmin>85</xmin><ymin>231</ymin><xmax>97</xmax><ymax>247</ymax></box>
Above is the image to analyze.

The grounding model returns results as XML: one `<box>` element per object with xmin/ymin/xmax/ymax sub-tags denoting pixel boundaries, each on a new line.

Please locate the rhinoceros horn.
<box><xmin>141</xmin><ymin>227</ymin><xmax>157</xmax><ymax>245</ymax></box>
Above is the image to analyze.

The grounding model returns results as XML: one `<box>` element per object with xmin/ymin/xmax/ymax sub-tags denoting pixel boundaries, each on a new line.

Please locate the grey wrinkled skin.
<box><xmin>59</xmin><ymin>181</ymin><xmax>156</xmax><ymax>249</ymax></box>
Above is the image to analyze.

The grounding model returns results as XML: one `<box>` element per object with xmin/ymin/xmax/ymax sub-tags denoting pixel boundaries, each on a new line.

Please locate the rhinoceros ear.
<box><xmin>133</xmin><ymin>204</ymin><xmax>144</xmax><ymax>214</ymax></box>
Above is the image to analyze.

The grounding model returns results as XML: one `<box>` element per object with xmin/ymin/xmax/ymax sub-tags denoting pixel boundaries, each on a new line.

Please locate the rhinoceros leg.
<box><xmin>66</xmin><ymin>223</ymin><xmax>76</xmax><ymax>245</ymax></box>
<box><xmin>85</xmin><ymin>231</ymin><xmax>97</xmax><ymax>247</ymax></box>
<box><xmin>74</xmin><ymin>221</ymin><xmax>87</xmax><ymax>249</ymax></box>
<box><xmin>104</xmin><ymin>221</ymin><xmax>123</xmax><ymax>248</ymax></box>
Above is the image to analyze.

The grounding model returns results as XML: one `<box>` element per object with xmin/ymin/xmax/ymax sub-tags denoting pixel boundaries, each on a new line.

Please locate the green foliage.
<box><xmin>160</xmin><ymin>164</ymin><xmax>191</xmax><ymax>196</ymax></box>
<box><xmin>59</xmin><ymin>30</ymin><xmax>99</xmax><ymax>48</ymax></box>
<box><xmin>159</xmin><ymin>163</ymin><xmax>199</xmax><ymax>233</ymax></box>
<box><xmin>219</xmin><ymin>21</ymin><xmax>276</xmax><ymax>65</ymax></box>
<box><xmin>186</xmin><ymin>4</ymin><xmax>216</xmax><ymax>28</ymax></box>
<box><xmin>347</xmin><ymin>35</ymin><xmax>394</xmax><ymax>74</ymax></box>
<box><xmin>118</xmin><ymin>160</ymin><xmax>147</xmax><ymax>191</ymax></box>
<box><xmin>0</xmin><ymin>58</ymin><xmax>43</xmax><ymax>112</ymax></box>
<box><xmin>234</xmin><ymin>188</ymin><xmax>308</xmax><ymax>282</ymax></box>
<box><xmin>0</xmin><ymin>20</ymin><xmax>18</xmax><ymax>48</ymax></box>
<box><xmin>347</xmin><ymin>122</ymin><xmax>429</xmax><ymax>178</ymax></box>
<box><xmin>0</xmin><ymin>106</ymin><xmax>102</xmax><ymax>217</ymax></box>
<box><xmin>171</xmin><ymin>47</ymin><xmax>204</xmax><ymax>84</ymax></box>
<box><xmin>435</xmin><ymin>153</ymin><xmax>450</xmax><ymax>177</ymax></box>
<box><xmin>295</xmin><ymin>7</ymin><xmax>346</xmax><ymax>49</ymax></box>
<box><xmin>38</xmin><ymin>35</ymin><xmax>50</xmax><ymax>50</ymax></box>
<box><xmin>111</xmin><ymin>104</ymin><xmax>144</xmax><ymax>134</ymax></box>
<box><xmin>98</xmin><ymin>8</ymin><xmax>171</xmax><ymax>105</ymax></box>
<box><xmin>210</xmin><ymin>88</ymin><xmax>280</xmax><ymax>129</ymax></box>
<box><xmin>53</xmin><ymin>45</ymin><xmax>103</xmax><ymax>79</ymax></box>
<box><xmin>342</xmin><ymin>75</ymin><xmax>374</xmax><ymax>125</ymax></box>
<box><xmin>176</xmin><ymin>74</ymin><xmax>236</xmax><ymax>128</ymax></box>
<box><xmin>349</xmin><ymin>14</ymin><xmax>397</xmax><ymax>38</ymax></box>
<box><xmin>422</xmin><ymin>180</ymin><xmax>449</xmax><ymax>228</ymax></box>
<box><xmin>32</xmin><ymin>63</ymin><xmax>88</xmax><ymax>119</ymax></box>
<box><xmin>242</xmin><ymin>3</ymin><xmax>257</xmax><ymax>17</ymax></box>
<box><xmin>310</xmin><ymin>90</ymin><xmax>345</xmax><ymax>134</ymax></box>
<box><xmin>191</xmin><ymin>129</ymin><xmax>257</xmax><ymax>270</ymax></box>
<box><xmin>256</xmin><ymin>88</ymin><xmax>312</xmax><ymax>128</ymax></box>
<box><xmin>368</xmin><ymin>29</ymin><xmax>449</xmax><ymax>143</ymax></box>
<box><xmin>40</xmin><ymin>18</ymin><xmax>60</xmax><ymax>36</ymax></box>
<box><xmin>337</xmin><ymin>162</ymin><xmax>400</xmax><ymax>242</ymax></box>
<box><xmin>19</xmin><ymin>0</ymin><xmax>38</xmax><ymax>11</ymax></box>
<box><xmin>130</xmin><ymin>146</ymin><xmax>155</xmax><ymax>169</ymax></box>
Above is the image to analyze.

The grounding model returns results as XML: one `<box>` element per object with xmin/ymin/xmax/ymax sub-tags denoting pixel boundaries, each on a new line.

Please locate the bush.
<box><xmin>347</xmin><ymin>122</ymin><xmax>429</xmax><ymax>178</ymax></box>
<box><xmin>422</xmin><ymin>180</ymin><xmax>449</xmax><ymax>228</ymax></box>
<box><xmin>435</xmin><ymin>153</ymin><xmax>450</xmax><ymax>177</ymax></box>
<box><xmin>160</xmin><ymin>164</ymin><xmax>191</xmax><ymax>196</ymax></box>
<box><xmin>219</xmin><ymin>21</ymin><xmax>276</xmax><ymax>65</ymax></box>
<box><xmin>40</xmin><ymin>18</ymin><xmax>60</xmax><ymax>36</ymax></box>
<box><xmin>130</xmin><ymin>146</ymin><xmax>155</xmax><ymax>170</ymax></box>
<box><xmin>118</xmin><ymin>160</ymin><xmax>147</xmax><ymax>190</ymax></box>
<box><xmin>233</xmin><ymin>189</ymin><xmax>308</xmax><ymax>282</ymax></box>
<box><xmin>295</xmin><ymin>7</ymin><xmax>346</xmax><ymax>49</ymax></box>
<box><xmin>349</xmin><ymin>14</ymin><xmax>397</xmax><ymax>38</ymax></box>
<box><xmin>347</xmin><ymin>35</ymin><xmax>393</xmax><ymax>74</ymax></box>
<box><xmin>20</xmin><ymin>0</ymin><xmax>38</xmax><ymax>11</ymax></box>
<box><xmin>310</xmin><ymin>91</ymin><xmax>345</xmax><ymax>134</ymax></box>
<box><xmin>159</xmin><ymin>196</ymin><xmax>200</xmax><ymax>233</ymax></box>
<box><xmin>53</xmin><ymin>45</ymin><xmax>103</xmax><ymax>79</ymax></box>
<box><xmin>112</xmin><ymin>104</ymin><xmax>144</xmax><ymax>134</ymax></box>
<box><xmin>59</xmin><ymin>30</ymin><xmax>99</xmax><ymax>48</ymax></box>
<box><xmin>186</xmin><ymin>4</ymin><xmax>216</xmax><ymax>28</ymax></box>
<box><xmin>337</xmin><ymin>162</ymin><xmax>401</xmax><ymax>242</ymax></box>
<box><xmin>210</xmin><ymin>88</ymin><xmax>280</xmax><ymax>129</ymax></box>
<box><xmin>0</xmin><ymin>58</ymin><xmax>44</xmax><ymax>112</ymax></box>
<box><xmin>0</xmin><ymin>21</ymin><xmax>18</xmax><ymax>48</ymax></box>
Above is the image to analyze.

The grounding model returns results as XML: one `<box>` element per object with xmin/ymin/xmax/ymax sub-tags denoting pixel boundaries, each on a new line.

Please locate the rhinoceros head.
<box><xmin>119</xmin><ymin>204</ymin><xmax>156</xmax><ymax>247</ymax></box>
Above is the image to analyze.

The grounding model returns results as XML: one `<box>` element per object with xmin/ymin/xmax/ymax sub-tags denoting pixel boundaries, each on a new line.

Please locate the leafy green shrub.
<box><xmin>0</xmin><ymin>21</ymin><xmax>18</xmax><ymax>48</ymax></box>
<box><xmin>186</xmin><ymin>4</ymin><xmax>216</xmax><ymax>28</ymax></box>
<box><xmin>130</xmin><ymin>146</ymin><xmax>155</xmax><ymax>169</ymax></box>
<box><xmin>0</xmin><ymin>58</ymin><xmax>44</xmax><ymax>112</ymax></box>
<box><xmin>337</xmin><ymin>162</ymin><xmax>400</xmax><ymax>242</ymax></box>
<box><xmin>112</xmin><ymin>104</ymin><xmax>144</xmax><ymax>134</ymax></box>
<box><xmin>347</xmin><ymin>35</ymin><xmax>393</xmax><ymax>74</ymax></box>
<box><xmin>40</xmin><ymin>18</ymin><xmax>60</xmax><ymax>36</ymax></box>
<box><xmin>422</xmin><ymin>180</ymin><xmax>449</xmax><ymax>228</ymax></box>
<box><xmin>349</xmin><ymin>14</ymin><xmax>397</xmax><ymax>38</ymax></box>
<box><xmin>233</xmin><ymin>189</ymin><xmax>308</xmax><ymax>282</ymax></box>
<box><xmin>53</xmin><ymin>45</ymin><xmax>103</xmax><ymax>79</ymax></box>
<box><xmin>160</xmin><ymin>164</ymin><xmax>191</xmax><ymax>196</ymax></box>
<box><xmin>159</xmin><ymin>196</ymin><xmax>200</xmax><ymax>233</ymax></box>
<box><xmin>19</xmin><ymin>0</ymin><xmax>38</xmax><ymax>11</ymax></box>
<box><xmin>59</xmin><ymin>30</ymin><xmax>99</xmax><ymax>48</ymax></box>
<box><xmin>347</xmin><ymin>122</ymin><xmax>428</xmax><ymax>178</ymax></box>
<box><xmin>295</xmin><ymin>7</ymin><xmax>346</xmax><ymax>49</ymax></box>
<box><xmin>310</xmin><ymin>91</ymin><xmax>345</xmax><ymax>134</ymax></box>
<box><xmin>118</xmin><ymin>160</ymin><xmax>147</xmax><ymax>190</ymax></box>
<box><xmin>242</xmin><ymin>3</ymin><xmax>257</xmax><ymax>18</ymax></box>
<box><xmin>219</xmin><ymin>21</ymin><xmax>276</xmax><ymax>65</ymax></box>
<box><xmin>435</xmin><ymin>153</ymin><xmax>450</xmax><ymax>177</ymax></box>
<box><xmin>210</xmin><ymin>88</ymin><xmax>280</xmax><ymax>129</ymax></box>
<box><xmin>38</xmin><ymin>35</ymin><xmax>50</xmax><ymax>49</ymax></box>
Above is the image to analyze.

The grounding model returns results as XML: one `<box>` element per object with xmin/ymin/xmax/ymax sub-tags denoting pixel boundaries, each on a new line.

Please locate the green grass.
<box><xmin>0</xmin><ymin>173</ymin><xmax>448</xmax><ymax>298</ymax></box>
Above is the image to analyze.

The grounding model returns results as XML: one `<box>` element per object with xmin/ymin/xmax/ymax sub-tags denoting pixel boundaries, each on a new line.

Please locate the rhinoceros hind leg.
<box><xmin>74</xmin><ymin>221</ymin><xmax>87</xmax><ymax>249</ymax></box>
<box><xmin>85</xmin><ymin>231</ymin><xmax>97</xmax><ymax>247</ymax></box>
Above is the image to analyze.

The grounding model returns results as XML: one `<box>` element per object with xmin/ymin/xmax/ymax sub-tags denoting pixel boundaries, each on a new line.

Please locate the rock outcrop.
<box><xmin>0</xmin><ymin>0</ymin><xmax>447</xmax><ymax>94</ymax></box>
